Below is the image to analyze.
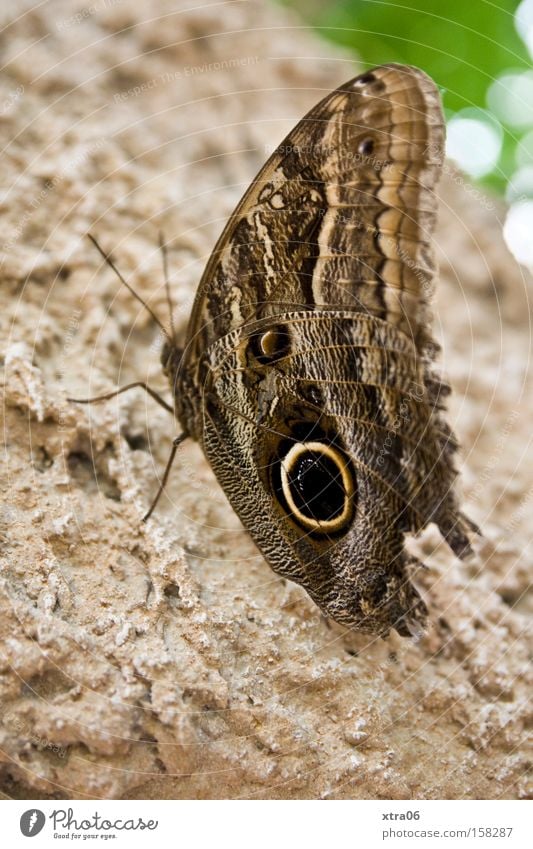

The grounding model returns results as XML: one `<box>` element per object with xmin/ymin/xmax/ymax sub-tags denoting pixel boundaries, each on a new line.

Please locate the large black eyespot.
<box><xmin>353</xmin><ymin>73</ymin><xmax>385</xmax><ymax>94</ymax></box>
<box><xmin>279</xmin><ymin>441</ymin><xmax>355</xmax><ymax>534</ymax></box>
<box><xmin>249</xmin><ymin>325</ymin><xmax>291</xmax><ymax>364</ymax></box>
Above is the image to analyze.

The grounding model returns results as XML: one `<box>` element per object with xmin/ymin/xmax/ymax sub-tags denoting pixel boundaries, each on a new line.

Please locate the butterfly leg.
<box><xmin>68</xmin><ymin>382</ymin><xmax>174</xmax><ymax>414</ymax></box>
<box><xmin>143</xmin><ymin>433</ymin><xmax>188</xmax><ymax>521</ymax></box>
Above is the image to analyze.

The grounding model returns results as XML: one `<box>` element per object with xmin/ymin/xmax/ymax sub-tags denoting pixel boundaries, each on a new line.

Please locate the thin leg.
<box><xmin>143</xmin><ymin>433</ymin><xmax>188</xmax><ymax>522</ymax></box>
<box><xmin>68</xmin><ymin>382</ymin><xmax>174</xmax><ymax>414</ymax></box>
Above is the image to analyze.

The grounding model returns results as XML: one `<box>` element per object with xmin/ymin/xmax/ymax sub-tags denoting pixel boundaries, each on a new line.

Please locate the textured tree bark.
<box><xmin>0</xmin><ymin>0</ymin><xmax>531</xmax><ymax>800</ymax></box>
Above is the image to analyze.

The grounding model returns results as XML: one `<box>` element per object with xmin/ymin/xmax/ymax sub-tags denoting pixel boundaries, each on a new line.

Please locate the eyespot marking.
<box><xmin>250</xmin><ymin>325</ymin><xmax>291</xmax><ymax>363</ymax></box>
<box><xmin>354</xmin><ymin>72</ymin><xmax>375</xmax><ymax>86</ymax></box>
<box><xmin>358</xmin><ymin>137</ymin><xmax>375</xmax><ymax>156</ymax></box>
<box><xmin>280</xmin><ymin>441</ymin><xmax>355</xmax><ymax>534</ymax></box>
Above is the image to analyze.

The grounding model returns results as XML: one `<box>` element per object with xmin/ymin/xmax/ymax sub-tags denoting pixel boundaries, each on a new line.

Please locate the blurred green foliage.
<box><xmin>281</xmin><ymin>0</ymin><xmax>531</xmax><ymax>194</ymax></box>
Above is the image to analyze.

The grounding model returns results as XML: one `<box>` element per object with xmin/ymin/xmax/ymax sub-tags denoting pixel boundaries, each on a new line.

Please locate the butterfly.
<box><xmin>71</xmin><ymin>64</ymin><xmax>477</xmax><ymax>637</ymax></box>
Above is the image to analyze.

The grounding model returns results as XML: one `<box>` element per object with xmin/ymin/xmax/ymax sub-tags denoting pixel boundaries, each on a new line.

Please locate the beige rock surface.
<box><xmin>0</xmin><ymin>0</ymin><xmax>531</xmax><ymax>800</ymax></box>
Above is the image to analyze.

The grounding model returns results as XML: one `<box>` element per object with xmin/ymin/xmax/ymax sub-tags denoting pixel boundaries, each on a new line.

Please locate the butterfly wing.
<box><xmin>175</xmin><ymin>64</ymin><xmax>474</xmax><ymax>636</ymax></box>
<box><xmin>200</xmin><ymin>307</ymin><xmax>472</xmax><ymax>636</ymax></box>
<box><xmin>183</xmin><ymin>63</ymin><xmax>444</xmax><ymax>362</ymax></box>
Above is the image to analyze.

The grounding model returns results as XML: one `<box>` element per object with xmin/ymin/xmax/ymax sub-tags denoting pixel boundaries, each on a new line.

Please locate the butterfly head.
<box><xmin>160</xmin><ymin>338</ymin><xmax>182</xmax><ymax>379</ymax></box>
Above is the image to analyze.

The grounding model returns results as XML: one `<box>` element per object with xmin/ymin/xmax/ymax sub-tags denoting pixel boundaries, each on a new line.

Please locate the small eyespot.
<box><xmin>358</xmin><ymin>137</ymin><xmax>375</xmax><ymax>156</ymax></box>
<box><xmin>279</xmin><ymin>441</ymin><xmax>355</xmax><ymax>534</ymax></box>
<box><xmin>354</xmin><ymin>72</ymin><xmax>375</xmax><ymax>86</ymax></box>
<box><xmin>250</xmin><ymin>325</ymin><xmax>291</xmax><ymax>363</ymax></box>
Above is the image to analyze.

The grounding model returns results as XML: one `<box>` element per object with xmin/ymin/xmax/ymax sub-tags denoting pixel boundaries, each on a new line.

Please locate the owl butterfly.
<box><xmin>74</xmin><ymin>64</ymin><xmax>477</xmax><ymax>637</ymax></box>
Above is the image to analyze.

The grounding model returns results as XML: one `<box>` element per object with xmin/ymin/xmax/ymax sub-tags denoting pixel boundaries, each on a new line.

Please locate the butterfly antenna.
<box><xmin>87</xmin><ymin>233</ymin><xmax>170</xmax><ymax>339</ymax></box>
<box><xmin>159</xmin><ymin>230</ymin><xmax>176</xmax><ymax>342</ymax></box>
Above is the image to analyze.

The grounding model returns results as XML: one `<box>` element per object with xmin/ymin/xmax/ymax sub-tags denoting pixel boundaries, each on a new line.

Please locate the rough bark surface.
<box><xmin>1</xmin><ymin>0</ymin><xmax>531</xmax><ymax>800</ymax></box>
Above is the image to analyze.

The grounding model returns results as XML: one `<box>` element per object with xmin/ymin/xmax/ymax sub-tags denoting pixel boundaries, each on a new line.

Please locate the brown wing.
<box><xmin>183</xmin><ymin>63</ymin><xmax>445</xmax><ymax>363</ymax></box>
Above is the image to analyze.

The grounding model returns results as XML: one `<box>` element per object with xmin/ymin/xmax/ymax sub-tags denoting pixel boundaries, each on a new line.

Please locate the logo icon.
<box><xmin>20</xmin><ymin>809</ymin><xmax>46</xmax><ymax>837</ymax></box>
